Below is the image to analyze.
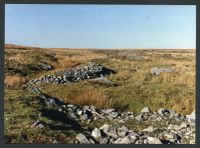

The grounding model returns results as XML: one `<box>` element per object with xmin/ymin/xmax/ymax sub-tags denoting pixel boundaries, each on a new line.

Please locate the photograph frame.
<box><xmin>0</xmin><ymin>0</ymin><xmax>199</xmax><ymax>147</ymax></box>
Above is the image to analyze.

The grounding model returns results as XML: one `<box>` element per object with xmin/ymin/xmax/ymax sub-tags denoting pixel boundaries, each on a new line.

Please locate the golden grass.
<box><xmin>60</xmin><ymin>86</ymin><xmax>112</xmax><ymax>108</ymax></box>
<box><xmin>55</xmin><ymin>57</ymin><xmax>84</xmax><ymax>70</ymax></box>
<box><xmin>5</xmin><ymin>46</ymin><xmax>196</xmax><ymax>114</ymax></box>
<box><xmin>152</xmin><ymin>73</ymin><xmax>195</xmax><ymax>88</ymax></box>
<box><xmin>4</xmin><ymin>76</ymin><xmax>28</xmax><ymax>88</ymax></box>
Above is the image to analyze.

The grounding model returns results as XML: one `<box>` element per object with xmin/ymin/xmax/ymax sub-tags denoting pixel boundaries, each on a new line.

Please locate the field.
<box><xmin>4</xmin><ymin>44</ymin><xmax>195</xmax><ymax>143</ymax></box>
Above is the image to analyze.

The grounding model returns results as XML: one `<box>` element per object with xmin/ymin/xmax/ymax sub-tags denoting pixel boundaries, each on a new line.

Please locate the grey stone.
<box><xmin>141</xmin><ymin>107</ymin><xmax>151</xmax><ymax>113</ymax></box>
<box><xmin>186</xmin><ymin>110</ymin><xmax>195</xmax><ymax>123</ymax></box>
<box><xmin>76</xmin><ymin>133</ymin><xmax>90</xmax><ymax>144</ymax></box>
<box><xmin>151</xmin><ymin>67</ymin><xmax>175</xmax><ymax>75</ymax></box>
<box><xmin>68</xmin><ymin>112</ymin><xmax>77</xmax><ymax>119</ymax></box>
<box><xmin>109</xmin><ymin>112</ymin><xmax>119</xmax><ymax>119</ymax></box>
<box><xmin>147</xmin><ymin>137</ymin><xmax>162</xmax><ymax>144</ymax></box>
<box><xmin>135</xmin><ymin>114</ymin><xmax>144</xmax><ymax>122</ymax></box>
<box><xmin>58</xmin><ymin>108</ymin><xmax>63</xmax><ymax>112</ymax></box>
<box><xmin>101</xmin><ymin>109</ymin><xmax>115</xmax><ymax>114</ymax></box>
<box><xmin>142</xmin><ymin>126</ymin><xmax>155</xmax><ymax>133</ymax></box>
<box><xmin>100</xmin><ymin>124</ymin><xmax>118</xmax><ymax>138</ymax></box>
<box><xmin>91</xmin><ymin>128</ymin><xmax>102</xmax><ymax>139</ymax></box>
<box><xmin>113</xmin><ymin>137</ymin><xmax>132</xmax><ymax>144</ymax></box>
<box><xmin>80</xmin><ymin>114</ymin><xmax>88</xmax><ymax>121</ymax></box>
<box><xmin>157</xmin><ymin>108</ymin><xmax>165</xmax><ymax>116</ymax></box>
<box><xmin>117</xmin><ymin>126</ymin><xmax>129</xmax><ymax>137</ymax></box>
<box><xmin>99</xmin><ymin>138</ymin><xmax>109</xmax><ymax>144</ymax></box>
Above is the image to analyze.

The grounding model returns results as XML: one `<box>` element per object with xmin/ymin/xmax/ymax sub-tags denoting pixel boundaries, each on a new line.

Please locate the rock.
<box><xmin>151</xmin><ymin>67</ymin><xmax>174</xmax><ymax>75</ymax></box>
<box><xmin>141</xmin><ymin>106</ymin><xmax>151</xmax><ymax>113</ymax></box>
<box><xmin>100</xmin><ymin>124</ymin><xmax>118</xmax><ymax>138</ymax></box>
<box><xmin>58</xmin><ymin>108</ymin><xmax>63</xmax><ymax>112</ymax></box>
<box><xmin>68</xmin><ymin>112</ymin><xmax>77</xmax><ymax>119</ymax></box>
<box><xmin>142</xmin><ymin>126</ymin><xmax>155</xmax><ymax>133</ymax></box>
<box><xmin>89</xmin><ymin>106</ymin><xmax>96</xmax><ymax>112</ymax></box>
<box><xmin>109</xmin><ymin>112</ymin><xmax>119</xmax><ymax>119</ymax></box>
<box><xmin>89</xmin><ymin>139</ymin><xmax>95</xmax><ymax>144</ymax></box>
<box><xmin>91</xmin><ymin>128</ymin><xmax>102</xmax><ymax>139</ymax></box>
<box><xmin>147</xmin><ymin>137</ymin><xmax>162</xmax><ymax>144</ymax></box>
<box><xmin>34</xmin><ymin>121</ymin><xmax>45</xmax><ymax>128</ymax></box>
<box><xmin>40</xmin><ymin>63</ymin><xmax>53</xmax><ymax>70</ymax></box>
<box><xmin>101</xmin><ymin>109</ymin><xmax>115</xmax><ymax>114</ymax></box>
<box><xmin>163</xmin><ymin>131</ymin><xmax>175</xmax><ymax>141</ymax></box>
<box><xmin>80</xmin><ymin>114</ymin><xmax>88</xmax><ymax>121</ymax></box>
<box><xmin>186</xmin><ymin>110</ymin><xmax>195</xmax><ymax>123</ymax></box>
<box><xmin>117</xmin><ymin>126</ymin><xmax>129</xmax><ymax>137</ymax></box>
<box><xmin>135</xmin><ymin>114</ymin><xmax>144</xmax><ymax>122</ymax></box>
<box><xmin>76</xmin><ymin>133</ymin><xmax>90</xmax><ymax>144</ymax></box>
<box><xmin>77</xmin><ymin>109</ymin><xmax>83</xmax><ymax>116</ymax></box>
<box><xmin>67</xmin><ymin>104</ymin><xmax>77</xmax><ymax>111</ymax></box>
<box><xmin>168</xmin><ymin>124</ymin><xmax>181</xmax><ymax>130</ymax></box>
<box><xmin>89</xmin><ymin>77</ymin><xmax>114</xmax><ymax>86</ymax></box>
<box><xmin>157</xmin><ymin>108</ymin><xmax>165</xmax><ymax>116</ymax></box>
<box><xmin>113</xmin><ymin>137</ymin><xmax>132</xmax><ymax>144</ymax></box>
<box><xmin>99</xmin><ymin>138</ymin><xmax>109</xmax><ymax>144</ymax></box>
<box><xmin>45</xmin><ymin>98</ymin><xmax>56</xmax><ymax>105</ymax></box>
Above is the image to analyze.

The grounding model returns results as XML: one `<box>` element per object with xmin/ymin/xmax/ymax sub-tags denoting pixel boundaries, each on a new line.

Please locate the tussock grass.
<box><xmin>5</xmin><ymin>46</ymin><xmax>194</xmax><ymax>114</ymax></box>
<box><xmin>4</xmin><ymin>76</ymin><xmax>28</xmax><ymax>88</ymax></box>
<box><xmin>41</xmin><ymin>83</ymin><xmax>112</xmax><ymax>108</ymax></box>
<box><xmin>4</xmin><ymin>45</ymin><xmax>196</xmax><ymax>143</ymax></box>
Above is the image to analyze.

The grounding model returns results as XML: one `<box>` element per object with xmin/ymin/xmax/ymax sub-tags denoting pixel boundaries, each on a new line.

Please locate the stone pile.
<box><xmin>39</xmin><ymin>63</ymin><xmax>53</xmax><ymax>71</ymax></box>
<box><xmin>74</xmin><ymin>107</ymin><xmax>195</xmax><ymax>144</ymax></box>
<box><xmin>25</xmin><ymin>62</ymin><xmax>115</xmax><ymax>87</ymax></box>
<box><xmin>33</xmin><ymin>92</ymin><xmax>195</xmax><ymax>144</ymax></box>
<box><xmin>24</xmin><ymin>62</ymin><xmax>195</xmax><ymax>144</ymax></box>
<box><xmin>79</xmin><ymin>120</ymin><xmax>195</xmax><ymax>144</ymax></box>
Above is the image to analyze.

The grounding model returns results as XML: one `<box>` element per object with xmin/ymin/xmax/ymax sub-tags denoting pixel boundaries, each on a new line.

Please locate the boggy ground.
<box><xmin>4</xmin><ymin>44</ymin><xmax>195</xmax><ymax>143</ymax></box>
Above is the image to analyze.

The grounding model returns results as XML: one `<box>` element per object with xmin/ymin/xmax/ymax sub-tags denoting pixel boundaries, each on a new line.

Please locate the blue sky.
<box><xmin>5</xmin><ymin>4</ymin><xmax>196</xmax><ymax>49</ymax></box>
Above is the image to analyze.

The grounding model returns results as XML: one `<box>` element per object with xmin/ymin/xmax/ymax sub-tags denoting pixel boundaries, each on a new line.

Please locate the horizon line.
<box><xmin>4</xmin><ymin>43</ymin><xmax>196</xmax><ymax>50</ymax></box>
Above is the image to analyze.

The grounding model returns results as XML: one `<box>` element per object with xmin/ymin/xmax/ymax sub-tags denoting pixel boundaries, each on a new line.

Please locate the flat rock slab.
<box><xmin>150</xmin><ymin>67</ymin><xmax>175</xmax><ymax>75</ymax></box>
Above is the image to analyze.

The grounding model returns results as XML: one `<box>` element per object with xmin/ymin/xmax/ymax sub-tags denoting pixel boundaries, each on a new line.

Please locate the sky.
<box><xmin>5</xmin><ymin>4</ymin><xmax>196</xmax><ymax>49</ymax></box>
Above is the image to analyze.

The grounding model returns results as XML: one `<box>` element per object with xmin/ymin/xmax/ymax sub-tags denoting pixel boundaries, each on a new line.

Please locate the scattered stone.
<box><xmin>135</xmin><ymin>114</ymin><xmax>144</xmax><ymax>122</ymax></box>
<box><xmin>91</xmin><ymin>128</ymin><xmax>102</xmax><ymax>140</ymax></box>
<box><xmin>113</xmin><ymin>137</ymin><xmax>132</xmax><ymax>144</ymax></box>
<box><xmin>186</xmin><ymin>110</ymin><xmax>195</xmax><ymax>124</ymax></box>
<box><xmin>76</xmin><ymin>133</ymin><xmax>90</xmax><ymax>144</ymax></box>
<box><xmin>100</xmin><ymin>124</ymin><xmax>118</xmax><ymax>138</ymax></box>
<box><xmin>101</xmin><ymin>109</ymin><xmax>115</xmax><ymax>114</ymax></box>
<box><xmin>150</xmin><ymin>67</ymin><xmax>175</xmax><ymax>75</ymax></box>
<box><xmin>141</xmin><ymin>107</ymin><xmax>151</xmax><ymax>113</ymax></box>
<box><xmin>117</xmin><ymin>126</ymin><xmax>129</xmax><ymax>137</ymax></box>
<box><xmin>99</xmin><ymin>138</ymin><xmax>109</xmax><ymax>144</ymax></box>
<box><xmin>142</xmin><ymin>126</ymin><xmax>155</xmax><ymax>133</ymax></box>
<box><xmin>147</xmin><ymin>137</ymin><xmax>162</xmax><ymax>144</ymax></box>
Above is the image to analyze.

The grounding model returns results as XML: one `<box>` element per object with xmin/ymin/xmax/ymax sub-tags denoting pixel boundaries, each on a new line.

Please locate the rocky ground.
<box><xmin>24</xmin><ymin>62</ymin><xmax>195</xmax><ymax>144</ymax></box>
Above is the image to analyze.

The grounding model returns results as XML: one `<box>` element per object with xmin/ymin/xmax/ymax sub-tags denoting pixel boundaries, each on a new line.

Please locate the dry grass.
<box><xmin>5</xmin><ymin>45</ymin><xmax>196</xmax><ymax>114</ymax></box>
<box><xmin>42</xmin><ymin>84</ymin><xmax>112</xmax><ymax>108</ymax></box>
<box><xmin>4</xmin><ymin>76</ymin><xmax>28</xmax><ymax>88</ymax></box>
<box><xmin>66</xmin><ymin>87</ymin><xmax>112</xmax><ymax>108</ymax></box>
<box><xmin>55</xmin><ymin>57</ymin><xmax>84</xmax><ymax>70</ymax></box>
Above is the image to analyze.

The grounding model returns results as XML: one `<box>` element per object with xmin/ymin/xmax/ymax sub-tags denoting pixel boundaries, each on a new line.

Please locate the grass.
<box><xmin>4</xmin><ymin>44</ymin><xmax>195</xmax><ymax>143</ymax></box>
<box><xmin>4</xmin><ymin>76</ymin><xmax>28</xmax><ymax>88</ymax></box>
<box><xmin>4</xmin><ymin>89</ymin><xmax>83</xmax><ymax>143</ymax></box>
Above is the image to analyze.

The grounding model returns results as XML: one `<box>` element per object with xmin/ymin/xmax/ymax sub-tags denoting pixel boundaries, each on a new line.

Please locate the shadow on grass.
<box><xmin>40</xmin><ymin>108</ymin><xmax>85</xmax><ymax>133</ymax></box>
